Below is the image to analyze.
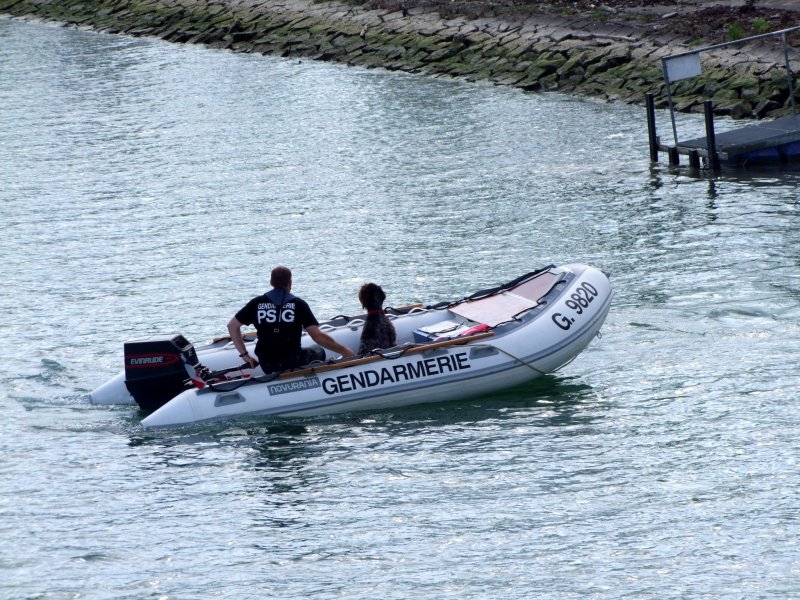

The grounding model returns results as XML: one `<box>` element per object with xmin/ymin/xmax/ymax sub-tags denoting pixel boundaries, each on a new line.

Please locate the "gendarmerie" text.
<box><xmin>321</xmin><ymin>352</ymin><xmax>470</xmax><ymax>395</ymax></box>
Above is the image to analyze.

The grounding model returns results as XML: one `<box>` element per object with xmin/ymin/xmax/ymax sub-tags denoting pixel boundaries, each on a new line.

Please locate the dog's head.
<box><xmin>359</xmin><ymin>282</ymin><xmax>386</xmax><ymax>311</ymax></box>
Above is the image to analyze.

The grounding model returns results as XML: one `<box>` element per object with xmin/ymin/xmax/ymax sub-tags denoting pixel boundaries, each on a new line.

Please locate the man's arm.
<box><xmin>306</xmin><ymin>325</ymin><xmax>355</xmax><ymax>359</ymax></box>
<box><xmin>227</xmin><ymin>316</ymin><xmax>258</xmax><ymax>368</ymax></box>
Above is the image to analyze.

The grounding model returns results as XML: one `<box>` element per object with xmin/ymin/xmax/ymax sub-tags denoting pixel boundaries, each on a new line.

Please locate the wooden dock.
<box><xmin>650</xmin><ymin>107</ymin><xmax>800</xmax><ymax>168</ymax></box>
<box><xmin>676</xmin><ymin>114</ymin><xmax>800</xmax><ymax>159</ymax></box>
<box><xmin>646</xmin><ymin>25</ymin><xmax>800</xmax><ymax>170</ymax></box>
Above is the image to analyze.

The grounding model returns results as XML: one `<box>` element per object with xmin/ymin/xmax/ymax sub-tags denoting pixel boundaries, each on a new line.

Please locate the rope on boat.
<box><xmin>551</xmin><ymin>354</ymin><xmax>578</xmax><ymax>372</ymax></box>
<box><xmin>203</xmin><ymin>342</ymin><xmax>428</xmax><ymax>391</ymax></box>
<box><xmin>367</xmin><ymin>343</ymin><xmax>422</xmax><ymax>360</ymax></box>
<box><xmin>470</xmin><ymin>343</ymin><xmax>549</xmax><ymax>376</ymax></box>
<box><xmin>426</xmin><ymin>265</ymin><xmax>557</xmax><ymax>311</ymax></box>
<box><xmin>371</xmin><ymin>337</ymin><xmax>552</xmax><ymax>376</ymax></box>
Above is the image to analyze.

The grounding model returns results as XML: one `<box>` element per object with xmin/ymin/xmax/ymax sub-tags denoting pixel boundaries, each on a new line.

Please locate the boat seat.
<box><xmin>449</xmin><ymin>271</ymin><xmax>561</xmax><ymax>326</ymax></box>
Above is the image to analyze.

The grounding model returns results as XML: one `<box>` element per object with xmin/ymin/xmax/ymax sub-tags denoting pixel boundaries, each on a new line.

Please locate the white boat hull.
<box><xmin>91</xmin><ymin>264</ymin><xmax>613</xmax><ymax>428</ymax></box>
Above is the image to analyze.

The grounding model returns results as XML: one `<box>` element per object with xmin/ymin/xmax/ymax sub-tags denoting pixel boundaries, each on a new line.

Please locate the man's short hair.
<box><xmin>271</xmin><ymin>266</ymin><xmax>292</xmax><ymax>288</ymax></box>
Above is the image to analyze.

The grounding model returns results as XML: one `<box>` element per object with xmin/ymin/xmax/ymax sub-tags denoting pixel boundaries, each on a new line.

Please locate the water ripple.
<box><xmin>2</xmin><ymin>17</ymin><xmax>800</xmax><ymax>600</ymax></box>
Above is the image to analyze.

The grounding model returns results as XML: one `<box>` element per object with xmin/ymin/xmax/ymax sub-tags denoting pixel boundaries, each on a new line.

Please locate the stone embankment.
<box><xmin>2</xmin><ymin>0</ymin><xmax>798</xmax><ymax>118</ymax></box>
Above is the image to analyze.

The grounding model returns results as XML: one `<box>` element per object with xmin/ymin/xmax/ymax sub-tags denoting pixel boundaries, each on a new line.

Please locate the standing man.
<box><xmin>227</xmin><ymin>266</ymin><xmax>354</xmax><ymax>373</ymax></box>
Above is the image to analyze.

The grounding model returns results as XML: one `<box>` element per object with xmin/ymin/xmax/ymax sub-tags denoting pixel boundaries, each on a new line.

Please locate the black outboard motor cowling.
<box><xmin>124</xmin><ymin>334</ymin><xmax>200</xmax><ymax>413</ymax></box>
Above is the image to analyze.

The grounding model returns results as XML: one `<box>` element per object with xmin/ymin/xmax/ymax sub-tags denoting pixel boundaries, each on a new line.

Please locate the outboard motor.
<box><xmin>124</xmin><ymin>334</ymin><xmax>201</xmax><ymax>413</ymax></box>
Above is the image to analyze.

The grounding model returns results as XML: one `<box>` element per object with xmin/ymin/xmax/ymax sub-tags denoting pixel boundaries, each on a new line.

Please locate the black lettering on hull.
<box><xmin>321</xmin><ymin>352</ymin><xmax>472</xmax><ymax>395</ymax></box>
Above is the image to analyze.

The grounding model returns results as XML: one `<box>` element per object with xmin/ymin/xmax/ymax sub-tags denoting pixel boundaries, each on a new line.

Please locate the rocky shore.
<box><xmin>2</xmin><ymin>0</ymin><xmax>799</xmax><ymax>118</ymax></box>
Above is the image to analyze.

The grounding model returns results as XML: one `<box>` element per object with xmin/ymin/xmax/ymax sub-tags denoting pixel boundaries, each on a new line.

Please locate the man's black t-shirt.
<box><xmin>235</xmin><ymin>288</ymin><xmax>319</xmax><ymax>370</ymax></box>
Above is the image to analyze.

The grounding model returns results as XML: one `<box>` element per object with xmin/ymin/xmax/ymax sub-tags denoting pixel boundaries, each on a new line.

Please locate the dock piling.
<box><xmin>644</xmin><ymin>94</ymin><xmax>658</xmax><ymax>162</ymax></box>
<box><xmin>646</xmin><ymin>93</ymin><xmax>659</xmax><ymax>162</ymax></box>
<box><xmin>668</xmin><ymin>147</ymin><xmax>680</xmax><ymax>166</ymax></box>
<box><xmin>703</xmin><ymin>100</ymin><xmax>720</xmax><ymax>171</ymax></box>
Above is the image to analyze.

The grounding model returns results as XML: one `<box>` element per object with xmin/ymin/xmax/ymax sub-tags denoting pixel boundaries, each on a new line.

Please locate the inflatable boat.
<box><xmin>90</xmin><ymin>264</ymin><xmax>612</xmax><ymax>428</ymax></box>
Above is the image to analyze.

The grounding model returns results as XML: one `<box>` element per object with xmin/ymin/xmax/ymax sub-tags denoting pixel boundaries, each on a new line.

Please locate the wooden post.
<box><xmin>668</xmin><ymin>147</ymin><xmax>680</xmax><ymax>166</ymax></box>
<box><xmin>646</xmin><ymin>93</ymin><xmax>659</xmax><ymax>162</ymax></box>
<box><xmin>689</xmin><ymin>149</ymin><xmax>700</xmax><ymax>169</ymax></box>
<box><xmin>704</xmin><ymin>100</ymin><xmax>720</xmax><ymax>171</ymax></box>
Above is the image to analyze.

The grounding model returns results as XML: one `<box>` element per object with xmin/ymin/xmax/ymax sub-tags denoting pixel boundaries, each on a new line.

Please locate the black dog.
<box><xmin>358</xmin><ymin>283</ymin><xmax>397</xmax><ymax>355</ymax></box>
